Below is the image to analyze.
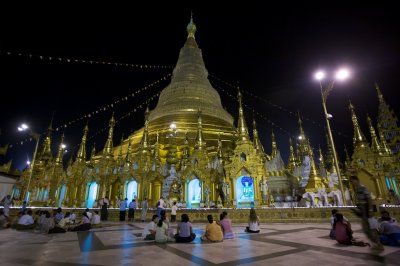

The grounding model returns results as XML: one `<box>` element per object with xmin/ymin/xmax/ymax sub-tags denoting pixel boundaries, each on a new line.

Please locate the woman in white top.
<box><xmin>245</xmin><ymin>208</ymin><xmax>260</xmax><ymax>233</ymax></box>
<box><xmin>155</xmin><ymin>216</ymin><xmax>169</xmax><ymax>243</ymax></box>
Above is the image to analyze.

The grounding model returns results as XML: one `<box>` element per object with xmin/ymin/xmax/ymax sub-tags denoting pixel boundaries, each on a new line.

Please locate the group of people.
<box><xmin>328</xmin><ymin>175</ymin><xmax>400</xmax><ymax>253</ymax></box>
<box><xmin>0</xmin><ymin>206</ymin><xmax>103</xmax><ymax>233</ymax></box>
<box><xmin>141</xmin><ymin>207</ymin><xmax>263</xmax><ymax>243</ymax></box>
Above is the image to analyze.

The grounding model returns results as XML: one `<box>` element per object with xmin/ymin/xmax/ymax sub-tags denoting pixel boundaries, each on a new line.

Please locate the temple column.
<box><xmin>374</xmin><ymin>177</ymin><xmax>383</xmax><ymax>200</ymax></box>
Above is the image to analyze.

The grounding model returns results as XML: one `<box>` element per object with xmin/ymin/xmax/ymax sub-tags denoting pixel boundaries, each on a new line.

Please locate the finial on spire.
<box><xmin>187</xmin><ymin>12</ymin><xmax>197</xmax><ymax>39</ymax></box>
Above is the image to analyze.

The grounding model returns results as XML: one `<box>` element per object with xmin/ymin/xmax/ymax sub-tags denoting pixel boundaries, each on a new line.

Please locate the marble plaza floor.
<box><xmin>0</xmin><ymin>222</ymin><xmax>399</xmax><ymax>266</ymax></box>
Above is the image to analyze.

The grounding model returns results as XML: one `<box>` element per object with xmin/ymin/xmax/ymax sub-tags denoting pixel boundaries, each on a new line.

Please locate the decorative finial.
<box><xmin>187</xmin><ymin>12</ymin><xmax>197</xmax><ymax>39</ymax></box>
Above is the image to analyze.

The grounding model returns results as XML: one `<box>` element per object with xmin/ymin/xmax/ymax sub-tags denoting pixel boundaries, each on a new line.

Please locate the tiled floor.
<box><xmin>0</xmin><ymin>222</ymin><xmax>399</xmax><ymax>265</ymax></box>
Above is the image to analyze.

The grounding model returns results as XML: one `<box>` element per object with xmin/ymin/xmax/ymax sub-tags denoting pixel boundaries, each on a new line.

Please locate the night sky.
<box><xmin>1</xmin><ymin>4</ymin><xmax>400</xmax><ymax>170</ymax></box>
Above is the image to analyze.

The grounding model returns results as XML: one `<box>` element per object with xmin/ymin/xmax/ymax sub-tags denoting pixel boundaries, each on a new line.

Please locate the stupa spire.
<box><xmin>252</xmin><ymin>118</ymin><xmax>264</xmax><ymax>154</ymax></box>
<box><xmin>237</xmin><ymin>89</ymin><xmax>250</xmax><ymax>142</ymax></box>
<box><xmin>76</xmin><ymin>121</ymin><xmax>89</xmax><ymax>162</ymax></box>
<box><xmin>102</xmin><ymin>113</ymin><xmax>115</xmax><ymax>156</ymax></box>
<box><xmin>348</xmin><ymin>101</ymin><xmax>368</xmax><ymax>148</ymax></box>
<box><xmin>195</xmin><ymin>110</ymin><xmax>206</xmax><ymax>149</ymax></box>
<box><xmin>55</xmin><ymin>133</ymin><xmax>65</xmax><ymax>165</ymax></box>
<box><xmin>367</xmin><ymin>115</ymin><xmax>382</xmax><ymax>154</ymax></box>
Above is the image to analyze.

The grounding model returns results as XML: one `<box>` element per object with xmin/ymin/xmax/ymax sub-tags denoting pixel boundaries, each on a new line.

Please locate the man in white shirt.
<box><xmin>17</xmin><ymin>209</ymin><xmax>35</xmax><ymax>230</ymax></box>
<box><xmin>171</xmin><ymin>202</ymin><xmax>178</xmax><ymax>222</ymax></box>
<box><xmin>142</xmin><ymin>215</ymin><xmax>158</xmax><ymax>240</ymax></box>
<box><xmin>91</xmin><ymin>211</ymin><xmax>101</xmax><ymax>227</ymax></box>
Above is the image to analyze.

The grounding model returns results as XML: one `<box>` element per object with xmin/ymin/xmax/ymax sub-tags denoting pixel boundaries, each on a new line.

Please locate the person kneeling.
<box><xmin>201</xmin><ymin>215</ymin><xmax>223</xmax><ymax>242</ymax></box>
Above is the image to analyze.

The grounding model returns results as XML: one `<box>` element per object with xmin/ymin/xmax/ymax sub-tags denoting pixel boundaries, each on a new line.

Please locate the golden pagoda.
<box><xmin>13</xmin><ymin>16</ymin><xmax>400</xmax><ymax>209</ymax></box>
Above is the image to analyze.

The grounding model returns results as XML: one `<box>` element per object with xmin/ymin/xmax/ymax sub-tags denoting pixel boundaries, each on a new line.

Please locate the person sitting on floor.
<box><xmin>143</xmin><ymin>215</ymin><xmax>158</xmax><ymax>240</ymax></box>
<box><xmin>334</xmin><ymin>213</ymin><xmax>369</xmax><ymax>246</ymax></box>
<box><xmin>0</xmin><ymin>209</ymin><xmax>10</xmax><ymax>229</ymax></box>
<box><xmin>220</xmin><ymin>211</ymin><xmax>235</xmax><ymax>239</ymax></box>
<box><xmin>91</xmin><ymin>211</ymin><xmax>102</xmax><ymax>228</ymax></box>
<box><xmin>175</xmin><ymin>214</ymin><xmax>196</xmax><ymax>243</ymax></box>
<box><xmin>16</xmin><ymin>209</ymin><xmax>35</xmax><ymax>230</ymax></box>
<box><xmin>330</xmin><ymin>209</ymin><xmax>349</xmax><ymax>239</ymax></box>
<box><xmin>155</xmin><ymin>214</ymin><xmax>173</xmax><ymax>243</ymax></box>
<box><xmin>245</xmin><ymin>208</ymin><xmax>260</xmax><ymax>233</ymax></box>
<box><xmin>201</xmin><ymin>215</ymin><xmax>223</xmax><ymax>242</ymax></box>
<box><xmin>379</xmin><ymin>218</ymin><xmax>400</xmax><ymax>246</ymax></box>
<box><xmin>70</xmin><ymin>212</ymin><xmax>91</xmax><ymax>232</ymax></box>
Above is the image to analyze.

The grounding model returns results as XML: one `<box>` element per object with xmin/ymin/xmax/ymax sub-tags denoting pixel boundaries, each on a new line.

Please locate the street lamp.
<box><xmin>18</xmin><ymin>124</ymin><xmax>40</xmax><ymax>203</ymax></box>
<box><xmin>314</xmin><ymin>68</ymin><xmax>349</xmax><ymax>206</ymax></box>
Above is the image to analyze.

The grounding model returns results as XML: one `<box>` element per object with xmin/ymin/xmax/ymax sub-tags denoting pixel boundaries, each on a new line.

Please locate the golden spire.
<box><xmin>182</xmin><ymin>131</ymin><xmax>190</xmax><ymax>160</ymax></box>
<box><xmin>305</xmin><ymin>149</ymin><xmax>326</xmax><ymax>192</ymax></box>
<box><xmin>237</xmin><ymin>89</ymin><xmax>250</xmax><ymax>142</ymax></box>
<box><xmin>288</xmin><ymin>138</ymin><xmax>297</xmax><ymax>171</ymax></box>
<box><xmin>318</xmin><ymin>146</ymin><xmax>325</xmax><ymax>167</ymax></box>
<box><xmin>297</xmin><ymin>113</ymin><xmax>311</xmax><ymax>158</ymax></box>
<box><xmin>76</xmin><ymin>121</ymin><xmax>89</xmax><ymax>162</ymax></box>
<box><xmin>348</xmin><ymin>101</ymin><xmax>367</xmax><ymax>148</ymax></box>
<box><xmin>252</xmin><ymin>118</ymin><xmax>265</xmax><ymax>154</ymax></box>
<box><xmin>89</xmin><ymin>143</ymin><xmax>96</xmax><ymax>167</ymax></box>
<box><xmin>40</xmin><ymin>117</ymin><xmax>54</xmax><ymax>161</ymax></box>
<box><xmin>117</xmin><ymin>135</ymin><xmax>124</xmax><ymax>164</ymax></box>
<box><xmin>154</xmin><ymin>130</ymin><xmax>160</xmax><ymax>161</ymax></box>
<box><xmin>187</xmin><ymin>12</ymin><xmax>197</xmax><ymax>39</ymax></box>
<box><xmin>217</xmin><ymin>132</ymin><xmax>224</xmax><ymax>160</ymax></box>
<box><xmin>140</xmin><ymin>107</ymin><xmax>150</xmax><ymax>150</ymax></box>
<box><xmin>367</xmin><ymin>115</ymin><xmax>383</xmax><ymax>154</ymax></box>
<box><xmin>375</xmin><ymin>82</ymin><xmax>385</xmax><ymax>103</ymax></box>
<box><xmin>377</xmin><ymin>122</ymin><xmax>392</xmax><ymax>155</ymax></box>
<box><xmin>125</xmin><ymin>137</ymin><xmax>132</xmax><ymax>164</ymax></box>
<box><xmin>102</xmin><ymin>113</ymin><xmax>115</xmax><ymax>156</ymax></box>
<box><xmin>271</xmin><ymin>129</ymin><xmax>277</xmax><ymax>158</ymax></box>
<box><xmin>195</xmin><ymin>109</ymin><xmax>206</xmax><ymax>149</ymax></box>
<box><xmin>55</xmin><ymin>133</ymin><xmax>65</xmax><ymax>165</ymax></box>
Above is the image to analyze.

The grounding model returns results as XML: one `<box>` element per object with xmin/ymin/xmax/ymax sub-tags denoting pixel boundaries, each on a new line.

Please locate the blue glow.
<box><xmin>392</xmin><ymin>177</ymin><xmax>399</xmax><ymax>194</ymax></box>
<box><xmin>188</xmin><ymin>178</ymin><xmax>201</xmax><ymax>208</ymax></box>
<box><xmin>127</xmin><ymin>180</ymin><xmax>138</xmax><ymax>203</ymax></box>
<box><xmin>236</xmin><ymin>176</ymin><xmax>254</xmax><ymax>208</ymax></box>
<box><xmin>58</xmin><ymin>185</ymin><xmax>66</xmax><ymax>207</ymax></box>
<box><xmin>25</xmin><ymin>191</ymin><xmax>30</xmax><ymax>202</ymax></box>
<box><xmin>43</xmin><ymin>190</ymin><xmax>48</xmax><ymax>201</ymax></box>
<box><xmin>87</xmin><ymin>182</ymin><xmax>98</xmax><ymax>208</ymax></box>
<box><xmin>385</xmin><ymin>177</ymin><xmax>391</xmax><ymax>189</ymax></box>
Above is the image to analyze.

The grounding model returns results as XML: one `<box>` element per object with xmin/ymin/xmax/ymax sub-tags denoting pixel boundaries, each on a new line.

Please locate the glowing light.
<box><xmin>170</xmin><ymin>123</ymin><xmax>176</xmax><ymax>129</ymax></box>
<box><xmin>61</xmin><ymin>144</ymin><xmax>66</xmax><ymax>149</ymax></box>
<box><xmin>18</xmin><ymin>124</ymin><xmax>29</xmax><ymax>131</ymax></box>
<box><xmin>315</xmin><ymin>71</ymin><xmax>325</xmax><ymax>80</ymax></box>
<box><xmin>27</xmin><ymin>160</ymin><xmax>31</xmax><ymax>165</ymax></box>
<box><xmin>327</xmin><ymin>113</ymin><xmax>333</xmax><ymax>119</ymax></box>
<box><xmin>298</xmin><ymin>136</ymin><xmax>303</xmax><ymax>140</ymax></box>
<box><xmin>335</xmin><ymin>69</ymin><xmax>350</xmax><ymax>80</ymax></box>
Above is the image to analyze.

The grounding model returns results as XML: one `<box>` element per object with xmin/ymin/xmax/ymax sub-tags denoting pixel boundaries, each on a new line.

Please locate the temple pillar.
<box><xmin>374</xmin><ymin>177</ymin><xmax>383</xmax><ymax>200</ymax></box>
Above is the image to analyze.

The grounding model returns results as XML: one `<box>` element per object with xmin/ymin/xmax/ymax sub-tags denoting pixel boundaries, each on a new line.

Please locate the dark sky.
<box><xmin>1</xmin><ymin>3</ymin><xmax>400</xmax><ymax>170</ymax></box>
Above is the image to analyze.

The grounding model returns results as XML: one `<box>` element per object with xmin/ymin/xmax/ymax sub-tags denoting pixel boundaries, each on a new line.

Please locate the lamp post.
<box><xmin>18</xmin><ymin>124</ymin><xmax>40</xmax><ymax>203</ymax></box>
<box><xmin>314</xmin><ymin>69</ymin><xmax>349</xmax><ymax>206</ymax></box>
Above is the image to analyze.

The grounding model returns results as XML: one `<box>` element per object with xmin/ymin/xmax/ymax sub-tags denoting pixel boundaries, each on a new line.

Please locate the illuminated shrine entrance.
<box><xmin>236</xmin><ymin>176</ymin><xmax>255</xmax><ymax>208</ymax></box>
<box><xmin>188</xmin><ymin>178</ymin><xmax>201</xmax><ymax>208</ymax></box>
<box><xmin>126</xmin><ymin>180</ymin><xmax>138</xmax><ymax>204</ymax></box>
<box><xmin>87</xmin><ymin>182</ymin><xmax>98</xmax><ymax>208</ymax></box>
<box><xmin>58</xmin><ymin>185</ymin><xmax>66</xmax><ymax>207</ymax></box>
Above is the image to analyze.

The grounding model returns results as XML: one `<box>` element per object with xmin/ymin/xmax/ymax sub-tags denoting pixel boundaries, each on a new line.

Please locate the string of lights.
<box><xmin>3</xmin><ymin>51</ymin><xmax>174</xmax><ymax>69</ymax></box>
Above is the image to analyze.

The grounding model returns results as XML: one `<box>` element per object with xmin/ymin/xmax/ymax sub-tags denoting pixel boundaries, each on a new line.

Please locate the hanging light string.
<box><xmin>53</xmin><ymin>73</ymin><xmax>171</xmax><ymax>132</ymax></box>
<box><xmin>68</xmin><ymin>90</ymin><xmax>162</xmax><ymax>153</ymax></box>
<box><xmin>209</xmin><ymin>74</ymin><xmax>349</xmax><ymax>139</ymax></box>
<box><xmin>3</xmin><ymin>51</ymin><xmax>174</xmax><ymax>69</ymax></box>
<box><xmin>211</xmin><ymin>81</ymin><xmax>295</xmax><ymax>138</ymax></box>
<box><xmin>9</xmin><ymin>73</ymin><xmax>171</xmax><ymax>149</ymax></box>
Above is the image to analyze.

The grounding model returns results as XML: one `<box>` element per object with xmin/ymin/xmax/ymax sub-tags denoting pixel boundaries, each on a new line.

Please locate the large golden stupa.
<box><xmin>11</xmin><ymin>16</ymin><xmax>400</xmax><ymax>209</ymax></box>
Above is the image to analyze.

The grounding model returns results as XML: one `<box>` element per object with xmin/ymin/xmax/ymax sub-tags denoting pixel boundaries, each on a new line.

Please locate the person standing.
<box><xmin>119</xmin><ymin>198</ymin><xmax>127</xmax><ymax>221</ymax></box>
<box><xmin>349</xmin><ymin>175</ymin><xmax>384</xmax><ymax>253</ymax></box>
<box><xmin>1</xmin><ymin>195</ymin><xmax>13</xmax><ymax>217</ymax></box>
<box><xmin>171</xmin><ymin>201</ymin><xmax>178</xmax><ymax>222</ymax></box>
<box><xmin>128</xmin><ymin>199</ymin><xmax>136</xmax><ymax>222</ymax></box>
<box><xmin>156</xmin><ymin>196</ymin><xmax>165</xmax><ymax>219</ymax></box>
<box><xmin>101</xmin><ymin>197</ymin><xmax>109</xmax><ymax>221</ymax></box>
<box><xmin>141</xmin><ymin>198</ymin><xmax>148</xmax><ymax>222</ymax></box>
